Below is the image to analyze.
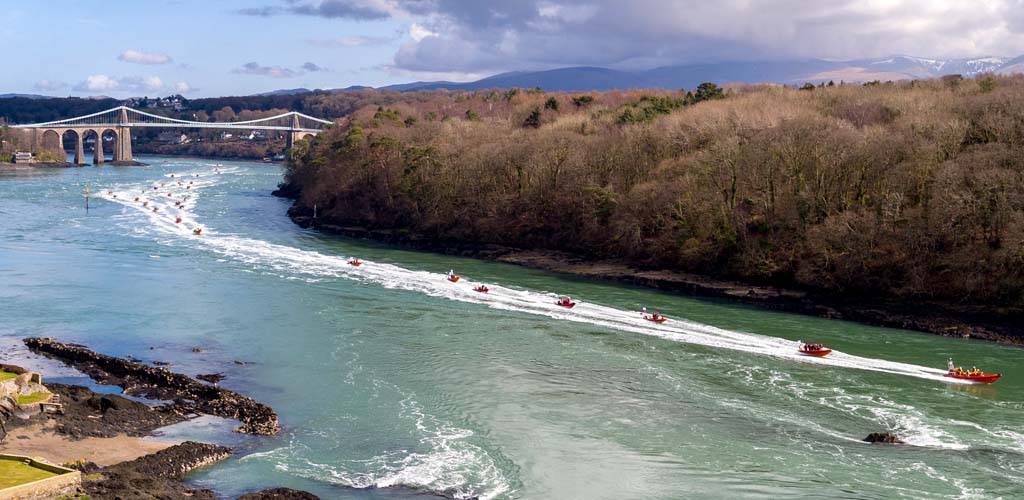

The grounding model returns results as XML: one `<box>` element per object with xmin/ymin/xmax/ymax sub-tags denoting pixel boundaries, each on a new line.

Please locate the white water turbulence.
<box><xmin>95</xmin><ymin>165</ymin><xmax>996</xmax><ymax>498</ymax></box>
<box><xmin>97</xmin><ymin>166</ymin><xmax>961</xmax><ymax>384</ymax></box>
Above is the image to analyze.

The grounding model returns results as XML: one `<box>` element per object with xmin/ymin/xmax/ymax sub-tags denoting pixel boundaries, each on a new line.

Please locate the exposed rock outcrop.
<box><xmin>237</xmin><ymin>488</ymin><xmax>320</xmax><ymax>500</ymax></box>
<box><xmin>24</xmin><ymin>338</ymin><xmax>279</xmax><ymax>435</ymax></box>
<box><xmin>863</xmin><ymin>432</ymin><xmax>904</xmax><ymax>444</ymax></box>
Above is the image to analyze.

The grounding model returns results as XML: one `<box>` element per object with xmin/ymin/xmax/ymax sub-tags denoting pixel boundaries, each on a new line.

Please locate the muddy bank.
<box><xmin>24</xmin><ymin>338</ymin><xmax>280</xmax><ymax>435</ymax></box>
<box><xmin>286</xmin><ymin>206</ymin><xmax>1024</xmax><ymax>345</ymax></box>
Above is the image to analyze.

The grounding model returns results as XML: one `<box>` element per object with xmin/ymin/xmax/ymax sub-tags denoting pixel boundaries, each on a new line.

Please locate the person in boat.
<box><xmin>948</xmin><ymin>358</ymin><xmax>955</xmax><ymax>373</ymax></box>
<box><xmin>559</xmin><ymin>296</ymin><xmax>573</xmax><ymax>306</ymax></box>
<box><xmin>650</xmin><ymin>312</ymin><xmax>662</xmax><ymax>320</ymax></box>
<box><xmin>447</xmin><ymin>269</ymin><xmax>455</xmax><ymax>279</ymax></box>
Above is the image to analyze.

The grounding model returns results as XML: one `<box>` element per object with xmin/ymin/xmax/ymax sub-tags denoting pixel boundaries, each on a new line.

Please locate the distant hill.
<box><xmin>255</xmin><ymin>88</ymin><xmax>312</xmax><ymax>96</ymax></box>
<box><xmin>0</xmin><ymin>93</ymin><xmax>51</xmax><ymax>99</ymax></box>
<box><xmin>377</xmin><ymin>55</ymin><xmax>1022</xmax><ymax>92</ymax></box>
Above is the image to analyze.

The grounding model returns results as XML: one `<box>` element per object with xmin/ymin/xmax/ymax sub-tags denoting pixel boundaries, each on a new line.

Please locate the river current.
<box><xmin>1</xmin><ymin>158</ymin><xmax>1022</xmax><ymax>499</ymax></box>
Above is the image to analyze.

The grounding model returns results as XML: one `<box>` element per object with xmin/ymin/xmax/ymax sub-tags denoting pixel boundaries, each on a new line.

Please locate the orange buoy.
<box><xmin>143</xmin><ymin>201</ymin><xmax>149</xmax><ymax>207</ymax></box>
<box><xmin>193</xmin><ymin>228</ymin><xmax>202</xmax><ymax>235</ymax></box>
<box><xmin>153</xmin><ymin>207</ymin><xmax>159</xmax><ymax>212</ymax></box>
<box><xmin>175</xmin><ymin>217</ymin><xmax>182</xmax><ymax>223</ymax></box>
<box><xmin>134</xmin><ymin>197</ymin><xmax>139</xmax><ymax>202</ymax></box>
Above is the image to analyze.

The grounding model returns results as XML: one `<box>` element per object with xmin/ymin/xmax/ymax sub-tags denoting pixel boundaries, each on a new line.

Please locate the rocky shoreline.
<box><xmin>281</xmin><ymin>201</ymin><xmax>1024</xmax><ymax>345</ymax></box>
<box><xmin>24</xmin><ymin>338</ymin><xmax>280</xmax><ymax>435</ymax></box>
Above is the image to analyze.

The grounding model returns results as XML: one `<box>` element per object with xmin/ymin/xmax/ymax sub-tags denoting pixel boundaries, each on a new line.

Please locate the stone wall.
<box><xmin>0</xmin><ymin>455</ymin><xmax>81</xmax><ymax>500</ymax></box>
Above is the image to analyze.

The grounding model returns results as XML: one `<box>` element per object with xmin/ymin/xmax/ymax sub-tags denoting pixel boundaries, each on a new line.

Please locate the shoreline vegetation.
<box><xmin>277</xmin><ymin>76</ymin><xmax>1024</xmax><ymax>344</ymax></box>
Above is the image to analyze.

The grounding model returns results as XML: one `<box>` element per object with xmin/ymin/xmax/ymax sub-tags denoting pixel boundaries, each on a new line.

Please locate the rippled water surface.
<box><xmin>1</xmin><ymin>158</ymin><xmax>1022</xmax><ymax>499</ymax></box>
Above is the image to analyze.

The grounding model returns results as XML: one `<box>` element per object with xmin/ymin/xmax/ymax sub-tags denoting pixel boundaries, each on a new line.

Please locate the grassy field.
<box><xmin>16</xmin><ymin>392</ymin><xmax>51</xmax><ymax>405</ymax></box>
<box><xmin>0</xmin><ymin>459</ymin><xmax>58</xmax><ymax>488</ymax></box>
<box><xmin>0</xmin><ymin>370</ymin><xmax>17</xmax><ymax>381</ymax></box>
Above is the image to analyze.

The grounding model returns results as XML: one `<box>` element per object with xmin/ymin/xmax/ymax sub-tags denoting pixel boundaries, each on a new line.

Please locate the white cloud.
<box><xmin>118</xmin><ymin>49</ymin><xmax>173</xmax><ymax>65</ymax></box>
<box><xmin>386</xmin><ymin>0</ymin><xmax>1024</xmax><ymax>73</ymax></box>
<box><xmin>409</xmin><ymin>23</ymin><xmax>437</xmax><ymax>42</ymax></box>
<box><xmin>33</xmin><ymin>79</ymin><xmax>67</xmax><ymax>91</ymax></box>
<box><xmin>173</xmin><ymin>81</ymin><xmax>194</xmax><ymax>93</ymax></box>
<box><xmin>76</xmin><ymin>74</ymin><xmax>120</xmax><ymax>92</ymax></box>
<box><xmin>73</xmin><ymin>74</ymin><xmax>167</xmax><ymax>93</ymax></box>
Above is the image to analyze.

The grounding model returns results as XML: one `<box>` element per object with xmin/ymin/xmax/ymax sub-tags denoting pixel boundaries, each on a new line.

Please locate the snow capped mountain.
<box><xmin>381</xmin><ymin>55</ymin><xmax>1024</xmax><ymax>93</ymax></box>
<box><xmin>863</xmin><ymin>55</ymin><xmax>1008</xmax><ymax>77</ymax></box>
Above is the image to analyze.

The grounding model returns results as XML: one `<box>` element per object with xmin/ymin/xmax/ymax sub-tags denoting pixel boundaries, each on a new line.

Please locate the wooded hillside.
<box><xmin>284</xmin><ymin>76</ymin><xmax>1024</xmax><ymax>307</ymax></box>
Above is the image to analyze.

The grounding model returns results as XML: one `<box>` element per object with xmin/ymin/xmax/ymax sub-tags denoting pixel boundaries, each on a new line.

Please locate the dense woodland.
<box><xmin>283</xmin><ymin>76</ymin><xmax>1024</xmax><ymax>307</ymax></box>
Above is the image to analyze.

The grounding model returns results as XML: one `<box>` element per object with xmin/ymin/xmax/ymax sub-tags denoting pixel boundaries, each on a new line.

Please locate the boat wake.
<box><xmin>97</xmin><ymin>167</ymin><xmax>964</xmax><ymax>384</ymax></box>
<box><xmin>96</xmin><ymin>165</ymin><xmax>1004</xmax><ymax>498</ymax></box>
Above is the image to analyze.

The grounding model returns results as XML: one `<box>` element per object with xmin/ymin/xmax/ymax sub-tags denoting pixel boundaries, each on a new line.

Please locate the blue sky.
<box><xmin>2</xmin><ymin>0</ymin><xmax>1023</xmax><ymax>98</ymax></box>
<box><xmin>0</xmin><ymin>1</ymin><xmax>418</xmax><ymax>97</ymax></box>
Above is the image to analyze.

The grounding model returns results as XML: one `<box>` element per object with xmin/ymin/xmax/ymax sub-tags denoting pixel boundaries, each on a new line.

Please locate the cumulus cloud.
<box><xmin>73</xmin><ymin>74</ymin><xmax>167</xmax><ymax>93</ymax></box>
<box><xmin>119</xmin><ymin>49</ymin><xmax>172</xmax><ymax>65</ymax></box>
<box><xmin>173</xmin><ymin>81</ymin><xmax>195</xmax><ymax>93</ymax></box>
<box><xmin>239</xmin><ymin>0</ymin><xmax>1024</xmax><ymax>74</ymax></box>
<box><xmin>75</xmin><ymin>74</ymin><xmax>120</xmax><ymax>92</ymax></box>
<box><xmin>238</xmin><ymin>0</ymin><xmax>391</xmax><ymax>20</ymax></box>
<box><xmin>34</xmin><ymin>79</ymin><xmax>67</xmax><ymax>91</ymax></box>
<box><xmin>302</xmin><ymin>62</ymin><xmax>328</xmax><ymax>72</ymax></box>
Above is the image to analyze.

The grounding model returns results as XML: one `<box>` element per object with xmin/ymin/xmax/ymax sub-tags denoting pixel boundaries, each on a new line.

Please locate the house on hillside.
<box><xmin>158</xmin><ymin>131</ymin><xmax>190</xmax><ymax>144</ymax></box>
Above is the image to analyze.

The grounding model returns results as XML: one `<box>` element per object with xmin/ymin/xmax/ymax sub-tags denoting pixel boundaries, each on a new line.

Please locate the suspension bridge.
<box><xmin>10</xmin><ymin>106</ymin><xmax>333</xmax><ymax>164</ymax></box>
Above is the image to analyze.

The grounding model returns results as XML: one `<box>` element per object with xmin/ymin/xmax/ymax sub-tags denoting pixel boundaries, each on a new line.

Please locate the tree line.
<box><xmin>283</xmin><ymin>76</ymin><xmax>1024</xmax><ymax>308</ymax></box>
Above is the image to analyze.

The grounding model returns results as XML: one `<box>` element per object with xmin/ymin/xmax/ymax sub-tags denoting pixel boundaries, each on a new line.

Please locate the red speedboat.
<box><xmin>798</xmin><ymin>344</ymin><xmax>832</xmax><ymax>357</ymax></box>
<box><xmin>473</xmin><ymin>286</ymin><xmax>489</xmax><ymax>293</ymax></box>
<box><xmin>348</xmin><ymin>259</ymin><xmax>362</xmax><ymax>267</ymax></box>
<box><xmin>556</xmin><ymin>299</ymin><xmax>576</xmax><ymax>309</ymax></box>
<box><xmin>643</xmin><ymin>314</ymin><xmax>667</xmax><ymax>323</ymax></box>
<box><xmin>944</xmin><ymin>371</ymin><xmax>1001</xmax><ymax>384</ymax></box>
<box><xmin>447</xmin><ymin>275</ymin><xmax>460</xmax><ymax>283</ymax></box>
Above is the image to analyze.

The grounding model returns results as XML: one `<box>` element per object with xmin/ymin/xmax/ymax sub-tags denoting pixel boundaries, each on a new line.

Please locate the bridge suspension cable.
<box><xmin>11</xmin><ymin>105</ymin><xmax>333</xmax><ymax>132</ymax></box>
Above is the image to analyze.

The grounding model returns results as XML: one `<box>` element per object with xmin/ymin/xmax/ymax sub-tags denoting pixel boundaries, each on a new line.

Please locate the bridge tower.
<box><xmin>287</xmin><ymin>113</ymin><xmax>302</xmax><ymax>150</ymax></box>
<box><xmin>114</xmin><ymin>107</ymin><xmax>133</xmax><ymax>162</ymax></box>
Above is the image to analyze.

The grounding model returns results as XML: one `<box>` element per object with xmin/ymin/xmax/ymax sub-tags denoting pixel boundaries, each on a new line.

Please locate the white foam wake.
<box><xmin>96</xmin><ymin>167</ymin><xmax>961</xmax><ymax>385</ymax></box>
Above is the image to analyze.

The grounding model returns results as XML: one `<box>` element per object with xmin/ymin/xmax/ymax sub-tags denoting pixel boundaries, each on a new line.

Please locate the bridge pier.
<box><xmin>93</xmin><ymin>130</ymin><xmax>104</xmax><ymax>165</ymax></box>
<box><xmin>74</xmin><ymin>131</ymin><xmax>85</xmax><ymax>165</ymax></box>
<box><xmin>115</xmin><ymin>127</ymin><xmax>133</xmax><ymax>162</ymax></box>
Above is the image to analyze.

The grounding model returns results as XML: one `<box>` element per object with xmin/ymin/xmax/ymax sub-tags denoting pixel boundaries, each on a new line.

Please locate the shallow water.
<box><xmin>1</xmin><ymin>158</ymin><xmax>1022</xmax><ymax>499</ymax></box>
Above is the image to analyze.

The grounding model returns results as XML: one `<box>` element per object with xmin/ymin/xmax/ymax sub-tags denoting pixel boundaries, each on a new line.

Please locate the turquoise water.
<box><xmin>1</xmin><ymin>158</ymin><xmax>1022</xmax><ymax>499</ymax></box>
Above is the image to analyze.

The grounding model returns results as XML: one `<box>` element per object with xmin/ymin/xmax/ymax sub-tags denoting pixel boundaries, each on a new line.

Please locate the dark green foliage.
<box><xmin>523</xmin><ymin>108</ymin><xmax>542</xmax><ymax>128</ymax></box>
<box><xmin>572</xmin><ymin>95</ymin><xmax>594</xmax><ymax>107</ymax></box>
<box><xmin>544</xmin><ymin>97</ymin><xmax>560</xmax><ymax>111</ymax></box>
<box><xmin>691</xmin><ymin>82</ymin><xmax>725</xmax><ymax>102</ymax></box>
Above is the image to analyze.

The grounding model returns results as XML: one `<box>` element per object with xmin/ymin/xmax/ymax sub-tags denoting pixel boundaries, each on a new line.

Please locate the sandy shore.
<box><xmin>0</xmin><ymin>420</ymin><xmax>178</xmax><ymax>466</ymax></box>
